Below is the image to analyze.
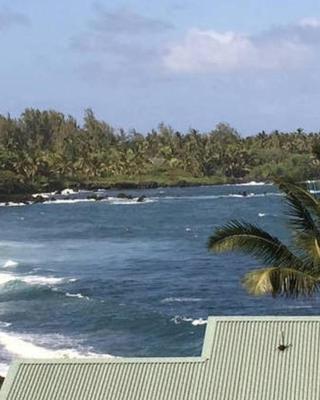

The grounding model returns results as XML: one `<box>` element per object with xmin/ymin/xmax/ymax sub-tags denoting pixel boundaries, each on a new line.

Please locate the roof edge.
<box><xmin>201</xmin><ymin>317</ymin><xmax>216</xmax><ymax>358</ymax></box>
<box><xmin>210</xmin><ymin>316</ymin><xmax>320</xmax><ymax>322</ymax></box>
<box><xmin>0</xmin><ymin>361</ymin><xmax>20</xmax><ymax>400</ymax></box>
<box><xmin>8</xmin><ymin>356</ymin><xmax>207</xmax><ymax>366</ymax></box>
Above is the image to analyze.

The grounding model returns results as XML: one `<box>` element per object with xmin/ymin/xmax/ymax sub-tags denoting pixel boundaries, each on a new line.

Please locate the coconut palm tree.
<box><xmin>208</xmin><ymin>179</ymin><xmax>320</xmax><ymax>297</ymax></box>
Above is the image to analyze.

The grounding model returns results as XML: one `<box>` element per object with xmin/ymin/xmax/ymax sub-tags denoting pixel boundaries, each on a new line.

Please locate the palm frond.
<box><xmin>208</xmin><ymin>220</ymin><xmax>304</xmax><ymax>268</ymax></box>
<box><xmin>275</xmin><ymin>180</ymin><xmax>320</xmax><ymax>266</ymax></box>
<box><xmin>243</xmin><ymin>267</ymin><xmax>320</xmax><ymax>297</ymax></box>
<box><xmin>286</xmin><ymin>191</ymin><xmax>318</xmax><ymax>232</ymax></box>
<box><xmin>274</xmin><ymin>178</ymin><xmax>320</xmax><ymax>217</ymax></box>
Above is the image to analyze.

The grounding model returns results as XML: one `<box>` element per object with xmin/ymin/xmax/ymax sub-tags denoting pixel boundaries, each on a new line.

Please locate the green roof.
<box><xmin>2</xmin><ymin>316</ymin><xmax>320</xmax><ymax>399</ymax></box>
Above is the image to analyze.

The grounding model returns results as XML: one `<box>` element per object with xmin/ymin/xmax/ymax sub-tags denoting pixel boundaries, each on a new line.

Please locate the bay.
<box><xmin>0</xmin><ymin>183</ymin><xmax>318</xmax><ymax>375</ymax></box>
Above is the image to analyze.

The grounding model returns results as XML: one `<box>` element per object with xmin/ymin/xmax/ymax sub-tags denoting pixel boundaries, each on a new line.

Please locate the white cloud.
<box><xmin>298</xmin><ymin>17</ymin><xmax>320</xmax><ymax>28</ymax></box>
<box><xmin>163</xmin><ymin>24</ymin><xmax>315</xmax><ymax>73</ymax></box>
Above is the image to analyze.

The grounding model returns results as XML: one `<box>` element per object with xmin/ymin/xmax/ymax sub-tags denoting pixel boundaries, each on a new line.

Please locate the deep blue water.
<box><xmin>0</xmin><ymin>183</ymin><xmax>318</xmax><ymax>374</ymax></box>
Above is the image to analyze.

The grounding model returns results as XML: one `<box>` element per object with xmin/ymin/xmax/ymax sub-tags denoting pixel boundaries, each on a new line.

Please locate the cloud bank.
<box><xmin>163</xmin><ymin>19</ymin><xmax>320</xmax><ymax>73</ymax></box>
<box><xmin>89</xmin><ymin>4</ymin><xmax>173</xmax><ymax>36</ymax></box>
<box><xmin>72</xmin><ymin>4</ymin><xmax>172</xmax><ymax>56</ymax></box>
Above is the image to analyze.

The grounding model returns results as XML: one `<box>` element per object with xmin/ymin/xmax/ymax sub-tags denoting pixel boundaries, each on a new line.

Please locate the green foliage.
<box><xmin>0</xmin><ymin>170</ymin><xmax>35</xmax><ymax>194</ymax></box>
<box><xmin>208</xmin><ymin>181</ymin><xmax>320</xmax><ymax>298</ymax></box>
<box><xmin>0</xmin><ymin>108</ymin><xmax>319</xmax><ymax>193</ymax></box>
<box><xmin>208</xmin><ymin>220</ymin><xmax>303</xmax><ymax>268</ymax></box>
<box><xmin>242</xmin><ymin>267</ymin><xmax>319</xmax><ymax>297</ymax></box>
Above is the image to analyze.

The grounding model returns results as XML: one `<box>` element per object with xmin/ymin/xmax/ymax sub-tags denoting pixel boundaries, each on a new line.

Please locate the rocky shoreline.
<box><xmin>0</xmin><ymin>190</ymin><xmax>149</xmax><ymax>206</ymax></box>
<box><xmin>0</xmin><ymin>179</ymin><xmax>269</xmax><ymax>205</ymax></box>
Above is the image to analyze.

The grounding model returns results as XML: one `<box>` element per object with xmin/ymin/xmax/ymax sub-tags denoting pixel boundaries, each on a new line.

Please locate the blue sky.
<box><xmin>1</xmin><ymin>0</ymin><xmax>320</xmax><ymax>135</ymax></box>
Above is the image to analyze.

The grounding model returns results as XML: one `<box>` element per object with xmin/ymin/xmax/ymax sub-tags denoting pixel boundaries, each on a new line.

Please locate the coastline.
<box><xmin>0</xmin><ymin>178</ymin><xmax>270</xmax><ymax>204</ymax></box>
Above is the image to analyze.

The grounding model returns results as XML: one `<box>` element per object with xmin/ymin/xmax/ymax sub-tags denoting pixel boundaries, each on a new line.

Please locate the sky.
<box><xmin>1</xmin><ymin>0</ymin><xmax>320</xmax><ymax>135</ymax></box>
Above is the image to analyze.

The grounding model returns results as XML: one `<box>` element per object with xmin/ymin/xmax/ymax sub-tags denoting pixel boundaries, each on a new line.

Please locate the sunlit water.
<box><xmin>0</xmin><ymin>183</ymin><xmax>318</xmax><ymax>375</ymax></box>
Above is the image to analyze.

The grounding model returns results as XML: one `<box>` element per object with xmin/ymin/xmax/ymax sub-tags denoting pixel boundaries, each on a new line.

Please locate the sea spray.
<box><xmin>2</xmin><ymin>260</ymin><xmax>18</xmax><ymax>269</ymax></box>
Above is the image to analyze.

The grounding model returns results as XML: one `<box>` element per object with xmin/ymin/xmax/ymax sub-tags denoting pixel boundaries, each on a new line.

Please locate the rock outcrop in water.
<box><xmin>137</xmin><ymin>195</ymin><xmax>146</xmax><ymax>203</ymax></box>
<box><xmin>0</xmin><ymin>189</ymin><xmax>152</xmax><ymax>206</ymax></box>
<box><xmin>87</xmin><ymin>194</ymin><xmax>105</xmax><ymax>201</ymax></box>
<box><xmin>33</xmin><ymin>195</ymin><xmax>46</xmax><ymax>204</ymax></box>
<box><xmin>117</xmin><ymin>193</ymin><xmax>134</xmax><ymax>200</ymax></box>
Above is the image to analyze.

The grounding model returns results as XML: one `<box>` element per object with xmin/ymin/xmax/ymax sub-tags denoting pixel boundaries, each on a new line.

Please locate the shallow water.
<box><xmin>0</xmin><ymin>184</ymin><xmax>318</xmax><ymax>375</ymax></box>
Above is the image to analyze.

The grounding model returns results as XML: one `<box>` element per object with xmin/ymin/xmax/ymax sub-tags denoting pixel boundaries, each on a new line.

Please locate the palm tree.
<box><xmin>208</xmin><ymin>179</ymin><xmax>320</xmax><ymax>297</ymax></box>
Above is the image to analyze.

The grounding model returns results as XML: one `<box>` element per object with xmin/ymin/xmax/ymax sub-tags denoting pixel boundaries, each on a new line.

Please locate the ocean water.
<box><xmin>0</xmin><ymin>183</ymin><xmax>318</xmax><ymax>375</ymax></box>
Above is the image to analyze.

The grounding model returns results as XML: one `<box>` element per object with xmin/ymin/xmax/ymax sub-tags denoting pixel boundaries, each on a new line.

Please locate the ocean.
<box><xmin>0</xmin><ymin>183</ymin><xmax>318</xmax><ymax>375</ymax></box>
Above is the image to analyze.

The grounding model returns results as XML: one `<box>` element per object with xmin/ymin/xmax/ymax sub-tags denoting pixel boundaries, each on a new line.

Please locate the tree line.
<box><xmin>0</xmin><ymin>108</ymin><xmax>320</xmax><ymax>195</ymax></box>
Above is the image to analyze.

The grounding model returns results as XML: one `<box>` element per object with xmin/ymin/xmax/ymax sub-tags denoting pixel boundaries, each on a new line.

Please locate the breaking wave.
<box><xmin>0</xmin><ymin>322</ymin><xmax>11</xmax><ymax>328</ymax></box>
<box><xmin>160</xmin><ymin>192</ymin><xmax>281</xmax><ymax>201</ymax></box>
<box><xmin>0</xmin><ymin>330</ymin><xmax>114</xmax><ymax>375</ymax></box>
<box><xmin>0</xmin><ymin>273</ymin><xmax>67</xmax><ymax>286</ymax></box>
<box><xmin>161</xmin><ymin>297</ymin><xmax>202</xmax><ymax>304</ymax></box>
<box><xmin>2</xmin><ymin>260</ymin><xmax>18</xmax><ymax>269</ymax></box>
<box><xmin>107</xmin><ymin>197</ymin><xmax>156</xmax><ymax>205</ymax></box>
<box><xmin>0</xmin><ymin>202</ymin><xmax>26</xmax><ymax>207</ymax></box>
<box><xmin>44</xmin><ymin>199</ymin><xmax>96</xmax><ymax>205</ymax></box>
<box><xmin>232</xmin><ymin>181</ymin><xmax>270</xmax><ymax>186</ymax></box>
<box><xmin>0</xmin><ymin>197</ymin><xmax>156</xmax><ymax>207</ymax></box>
<box><xmin>171</xmin><ymin>316</ymin><xmax>208</xmax><ymax>326</ymax></box>
<box><xmin>65</xmin><ymin>292</ymin><xmax>90</xmax><ymax>300</ymax></box>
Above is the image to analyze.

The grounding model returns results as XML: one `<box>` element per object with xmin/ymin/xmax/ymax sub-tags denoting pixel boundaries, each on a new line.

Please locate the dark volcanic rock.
<box><xmin>33</xmin><ymin>195</ymin><xmax>46</xmax><ymax>204</ymax></box>
<box><xmin>137</xmin><ymin>195</ymin><xmax>146</xmax><ymax>203</ymax></box>
<box><xmin>117</xmin><ymin>193</ymin><xmax>134</xmax><ymax>200</ymax></box>
<box><xmin>87</xmin><ymin>194</ymin><xmax>104</xmax><ymax>201</ymax></box>
<box><xmin>0</xmin><ymin>193</ymin><xmax>33</xmax><ymax>204</ymax></box>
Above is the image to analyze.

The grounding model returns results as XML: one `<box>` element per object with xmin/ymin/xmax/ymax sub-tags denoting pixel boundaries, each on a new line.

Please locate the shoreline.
<box><xmin>0</xmin><ymin>179</ymin><xmax>270</xmax><ymax>204</ymax></box>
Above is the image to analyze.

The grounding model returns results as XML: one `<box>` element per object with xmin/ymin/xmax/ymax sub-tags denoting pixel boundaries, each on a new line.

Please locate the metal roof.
<box><xmin>2</xmin><ymin>316</ymin><xmax>320</xmax><ymax>399</ymax></box>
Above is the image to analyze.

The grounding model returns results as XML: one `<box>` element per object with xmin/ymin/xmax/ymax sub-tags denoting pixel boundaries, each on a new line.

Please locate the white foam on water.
<box><xmin>287</xmin><ymin>305</ymin><xmax>314</xmax><ymax>309</ymax></box>
<box><xmin>162</xmin><ymin>192</ymin><xmax>280</xmax><ymax>201</ymax></box>
<box><xmin>3</xmin><ymin>260</ymin><xmax>18</xmax><ymax>269</ymax></box>
<box><xmin>44</xmin><ymin>199</ymin><xmax>95</xmax><ymax>205</ymax></box>
<box><xmin>0</xmin><ymin>273</ymin><xmax>64</xmax><ymax>286</ymax></box>
<box><xmin>172</xmin><ymin>316</ymin><xmax>207</xmax><ymax>326</ymax></box>
<box><xmin>21</xmin><ymin>275</ymin><xmax>64</xmax><ymax>285</ymax></box>
<box><xmin>108</xmin><ymin>197</ymin><xmax>155</xmax><ymax>205</ymax></box>
<box><xmin>32</xmin><ymin>192</ymin><xmax>54</xmax><ymax>199</ymax></box>
<box><xmin>0</xmin><ymin>241</ymin><xmax>44</xmax><ymax>249</ymax></box>
<box><xmin>0</xmin><ymin>202</ymin><xmax>26</xmax><ymax>207</ymax></box>
<box><xmin>258</xmin><ymin>213</ymin><xmax>266</xmax><ymax>217</ymax></box>
<box><xmin>232</xmin><ymin>181</ymin><xmax>270</xmax><ymax>186</ymax></box>
<box><xmin>65</xmin><ymin>292</ymin><xmax>89</xmax><ymax>300</ymax></box>
<box><xmin>171</xmin><ymin>316</ymin><xmax>192</xmax><ymax>324</ymax></box>
<box><xmin>0</xmin><ymin>274</ymin><xmax>16</xmax><ymax>285</ymax></box>
<box><xmin>162</xmin><ymin>297</ymin><xmax>202</xmax><ymax>304</ymax></box>
<box><xmin>61</xmin><ymin>188</ymin><xmax>77</xmax><ymax>195</ymax></box>
<box><xmin>0</xmin><ymin>322</ymin><xmax>11</xmax><ymax>328</ymax></box>
<box><xmin>191</xmin><ymin>318</ymin><xmax>208</xmax><ymax>326</ymax></box>
<box><xmin>0</xmin><ymin>330</ymin><xmax>114</xmax><ymax>374</ymax></box>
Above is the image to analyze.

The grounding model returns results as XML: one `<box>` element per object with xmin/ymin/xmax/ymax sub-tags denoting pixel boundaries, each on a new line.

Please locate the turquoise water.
<box><xmin>0</xmin><ymin>184</ymin><xmax>318</xmax><ymax>374</ymax></box>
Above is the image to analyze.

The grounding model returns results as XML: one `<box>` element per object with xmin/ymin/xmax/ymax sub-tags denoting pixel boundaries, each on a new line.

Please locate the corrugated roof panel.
<box><xmin>2</xmin><ymin>317</ymin><xmax>320</xmax><ymax>400</ymax></box>
<box><xmin>1</xmin><ymin>360</ymin><xmax>207</xmax><ymax>400</ymax></box>
<box><xmin>206</xmin><ymin>318</ymin><xmax>320</xmax><ymax>400</ymax></box>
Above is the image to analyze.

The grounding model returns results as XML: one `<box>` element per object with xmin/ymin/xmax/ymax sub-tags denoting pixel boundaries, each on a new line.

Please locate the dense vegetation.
<box><xmin>0</xmin><ymin>108</ymin><xmax>320</xmax><ymax>197</ymax></box>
